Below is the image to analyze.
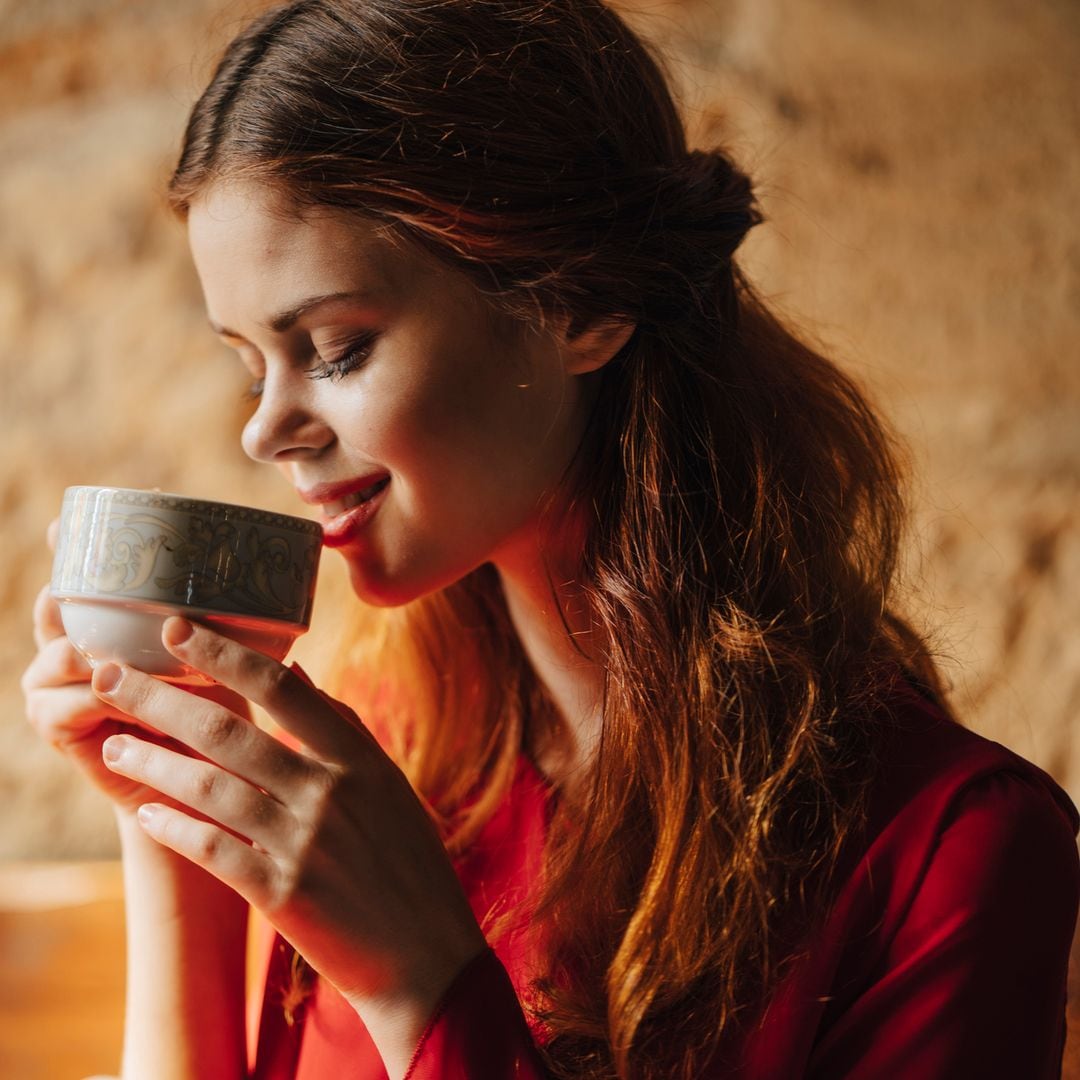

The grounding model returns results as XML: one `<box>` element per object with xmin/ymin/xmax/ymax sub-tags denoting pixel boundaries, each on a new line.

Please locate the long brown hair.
<box><xmin>169</xmin><ymin>2</ymin><xmax>947</xmax><ymax>1076</ymax></box>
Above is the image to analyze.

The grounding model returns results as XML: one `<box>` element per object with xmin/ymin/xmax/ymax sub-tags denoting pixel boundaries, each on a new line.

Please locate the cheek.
<box><xmin>333</xmin><ymin>328</ymin><xmax>577</xmax><ymax>519</ymax></box>
<box><xmin>425</xmin><ymin>336</ymin><xmax>571</xmax><ymax>464</ymax></box>
<box><xmin>352</xmin><ymin>340</ymin><xmax>524</xmax><ymax>470</ymax></box>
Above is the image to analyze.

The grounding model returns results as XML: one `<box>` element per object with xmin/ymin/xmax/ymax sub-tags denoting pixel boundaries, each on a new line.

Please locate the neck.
<box><xmin>493</xmin><ymin>538</ymin><xmax>604</xmax><ymax>788</ymax></box>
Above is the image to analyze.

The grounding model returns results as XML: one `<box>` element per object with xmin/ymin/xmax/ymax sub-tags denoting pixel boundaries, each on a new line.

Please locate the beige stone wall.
<box><xmin>2</xmin><ymin>0</ymin><xmax>1077</xmax><ymax>857</ymax></box>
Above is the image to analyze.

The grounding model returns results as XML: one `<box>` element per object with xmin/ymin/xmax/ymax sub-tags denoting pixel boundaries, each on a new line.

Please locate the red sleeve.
<box><xmin>403</xmin><ymin>948</ymin><xmax>552</xmax><ymax>1080</ymax></box>
<box><xmin>809</xmin><ymin>770</ymin><xmax>1080</xmax><ymax>1079</ymax></box>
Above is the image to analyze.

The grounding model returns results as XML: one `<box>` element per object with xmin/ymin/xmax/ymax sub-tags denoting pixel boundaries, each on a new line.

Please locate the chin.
<box><xmin>345</xmin><ymin>563</ymin><xmax>417</xmax><ymax>608</ymax></box>
<box><xmin>343</xmin><ymin>552</ymin><xmax>491</xmax><ymax>609</ymax></box>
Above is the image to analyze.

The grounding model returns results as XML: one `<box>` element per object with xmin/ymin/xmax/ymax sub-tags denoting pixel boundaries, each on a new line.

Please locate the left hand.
<box><xmin>91</xmin><ymin>616</ymin><xmax>488</xmax><ymax>1027</ymax></box>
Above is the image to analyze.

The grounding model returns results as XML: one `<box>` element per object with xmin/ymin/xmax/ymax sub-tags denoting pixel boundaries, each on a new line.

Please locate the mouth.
<box><xmin>319</xmin><ymin>476</ymin><xmax>391</xmax><ymax>518</ymax></box>
<box><xmin>297</xmin><ymin>472</ymin><xmax>391</xmax><ymax>513</ymax></box>
<box><xmin>299</xmin><ymin>473</ymin><xmax>392</xmax><ymax>548</ymax></box>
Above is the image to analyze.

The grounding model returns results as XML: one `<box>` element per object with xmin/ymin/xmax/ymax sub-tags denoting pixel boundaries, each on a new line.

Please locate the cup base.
<box><xmin>53</xmin><ymin>595</ymin><xmax>303</xmax><ymax>680</ymax></box>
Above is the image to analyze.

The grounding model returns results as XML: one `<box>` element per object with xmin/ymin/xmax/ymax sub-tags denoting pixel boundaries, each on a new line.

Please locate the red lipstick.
<box><xmin>297</xmin><ymin>473</ymin><xmax>391</xmax><ymax>548</ymax></box>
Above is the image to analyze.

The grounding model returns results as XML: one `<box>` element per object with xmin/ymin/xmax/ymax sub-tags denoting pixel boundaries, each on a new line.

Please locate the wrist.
<box><xmin>345</xmin><ymin>933</ymin><xmax>489</xmax><ymax>1080</ymax></box>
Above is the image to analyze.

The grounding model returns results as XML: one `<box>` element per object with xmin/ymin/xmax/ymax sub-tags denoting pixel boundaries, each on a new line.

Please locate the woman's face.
<box><xmin>187</xmin><ymin>181</ymin><xmax>601</xmax><ymax>605</ymax></box>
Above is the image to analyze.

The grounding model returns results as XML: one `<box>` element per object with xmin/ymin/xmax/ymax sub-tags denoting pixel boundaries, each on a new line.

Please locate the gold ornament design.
<box><xmin>58</xmin><ymin>505</ymin><xmax>319</xmax><ymax>624</ymax></box>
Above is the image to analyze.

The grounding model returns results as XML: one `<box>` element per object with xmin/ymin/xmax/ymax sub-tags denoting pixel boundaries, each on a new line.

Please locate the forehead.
<box><xmin>186</xmin><ymin>181</ymin><xmax>422</xmax><ymax>318</ymax></box>
<box><xmin>185</xmin><ymin>180</ymin><xmax>520</xmax><ymax>343</ymax></box>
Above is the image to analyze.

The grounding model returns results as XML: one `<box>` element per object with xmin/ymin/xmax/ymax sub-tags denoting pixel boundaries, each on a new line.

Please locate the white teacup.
<box><xmin>51</xmin><ymin>486</ymin><xmax>322</xmax><ymax>683</ymax></box>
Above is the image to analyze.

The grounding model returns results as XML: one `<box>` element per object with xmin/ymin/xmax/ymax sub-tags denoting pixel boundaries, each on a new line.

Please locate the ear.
<box><xmin>559</xmin><ymin>316</ymin><xmax>637</xmax><ymax>376</ymax></box>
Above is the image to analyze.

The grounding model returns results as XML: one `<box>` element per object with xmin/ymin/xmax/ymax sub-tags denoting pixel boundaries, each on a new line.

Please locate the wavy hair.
<box><xmin>169</xmin><ymin>2</ymin><xmax>947</xmax><ymax>1075</ymax></box>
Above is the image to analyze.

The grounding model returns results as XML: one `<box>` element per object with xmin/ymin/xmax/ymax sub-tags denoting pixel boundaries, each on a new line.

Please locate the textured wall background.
<box><xmin>1</xmin><ymin>0</ymin><xmax>1077</xmax><ymax>879</ymax></box>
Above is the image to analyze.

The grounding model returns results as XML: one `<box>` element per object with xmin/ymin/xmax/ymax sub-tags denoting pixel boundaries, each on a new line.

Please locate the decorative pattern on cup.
<box><xmin>51</xmin><ymin>487</ymin><xmax>322</xmax><ymax>626</ymax></box>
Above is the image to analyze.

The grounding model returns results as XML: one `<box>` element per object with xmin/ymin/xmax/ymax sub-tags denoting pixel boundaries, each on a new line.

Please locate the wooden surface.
<box><xmin>0</xmin><ymin>863</ymin><xmax>125</xmax><ymax>1080</ymax></box>
<box><xmin>0</xmin><ymin>861</ymin><xmax>1078</xmax><ymax>1078</ymax></box>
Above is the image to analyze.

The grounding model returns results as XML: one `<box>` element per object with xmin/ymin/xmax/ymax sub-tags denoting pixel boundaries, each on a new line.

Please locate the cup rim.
<box><xmin>61</xmin><ymin>485</ymin><xmax>322</xmax><ymax>537</ymax></box>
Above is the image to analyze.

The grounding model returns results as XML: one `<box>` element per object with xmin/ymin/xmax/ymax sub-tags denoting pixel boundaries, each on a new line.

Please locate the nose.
<box><xmin>241</xmin><ymin>371</ymin><xmax>334</xmax><ymax>464</ymax></box>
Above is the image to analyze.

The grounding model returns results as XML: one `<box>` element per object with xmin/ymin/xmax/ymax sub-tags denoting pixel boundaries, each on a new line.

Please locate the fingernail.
<box><xmin>163</xmin><ymin>617</ymin><xmax>194</xmax><ymax>647</ymax></box>
<box><xmin>94</xmin><ymin>662</ymin><xmax>123</xmax><ymax>695</ymax></box>
<box><xmin>137</xmin><ymin>804</ymin><xmax>159</xmax><ymax>827</ymax></box>
<box><xmin>102</xmin><ymin>737</ymin><xmax>124</xmax><ymax>764</ymax></box>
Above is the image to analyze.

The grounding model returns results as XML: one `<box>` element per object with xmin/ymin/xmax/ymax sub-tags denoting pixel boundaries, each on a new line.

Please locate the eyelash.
<box><xmin>243</xmin><ymin>334</ymin><xmax>377</xmax><ymax>401</ymax></box>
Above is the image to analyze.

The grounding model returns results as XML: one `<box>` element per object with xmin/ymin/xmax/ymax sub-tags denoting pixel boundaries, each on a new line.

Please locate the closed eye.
<box><xmin>305</xmin><ymin>332</ymin><xmax>379</xmax><ymax>384</ymax></box>
<box><xmin>240</xmin><ymin>333</ymin><xmax>379</xmax><ymax>401</ymax></box>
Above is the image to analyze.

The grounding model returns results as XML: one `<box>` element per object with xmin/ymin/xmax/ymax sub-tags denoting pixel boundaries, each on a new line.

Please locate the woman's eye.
<box><xmin>305</xmin><ymin>333</ymin><xmax>378</xmax><ymax>384</ymax></box>
<box><xmin>238</xmin><ymin>333</ymin><xmax>377</xmax><ymax>402</ymax></box>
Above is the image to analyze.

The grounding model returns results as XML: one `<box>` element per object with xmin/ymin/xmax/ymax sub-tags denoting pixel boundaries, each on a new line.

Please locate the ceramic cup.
<box><xmin>51</xmin><ymin>486</ymin><xmax>322</xmax><ymax>683</ymax></box>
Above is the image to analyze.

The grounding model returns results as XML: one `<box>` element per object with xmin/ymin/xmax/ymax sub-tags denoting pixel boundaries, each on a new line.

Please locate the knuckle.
<box><xmin>301</xmin><ymin>765</ymin><xmax>338</xmax><ymax>819</ymax></box>
<box><xmin>278</xmin><ymin>748</ymin><xmax>315</xmax><ymax>788</ymax></box>
<box><xmin>19</xmin><ymin>664</ymin><xmax>37</xmax><ymax>697</ymax></box>
<box><xmin>269</xmin><ymin>857</ymin><xmax>301</xmax><ymax>910</ymax></box>
<box><xmin>247</xmin><ymin>790</ymin><xmax>276</xmax><ymax>828</ymax></box>
<box><xmin>263</xmin><ymin>661</ymin><xmax>295</xmax><ymax>706</ymax></box>
<box><xmin>195</xmin><ymin>828</ymin><xmax>222</xmax><ymax>863</ymax></box>
<box><xmin>196</xmin><ymin>708</ymin><xmax>237</xmax><ymax>750</ymax></box>
<box><xmin>193</xmin><ymin>767</ymin><xmax>221</xmax><ymax>803</ymax></box>
<box><xmin>200</xmin><ymin>630</ymin><xmax>230</xmax><ymax>668</ymax></box>
<box><xmin>24</xmin><ymin>690</ymin><xmax>72</xmax><ymax>744</ymax></box>
<box><xmin>23</xmin><ymin>692</ymin><xmax>50</xmax><ymax>736</ymax></box>
<box><xmin>246</xmin><ymin>860</ymin><xmax>273</xmax><ymax>904</ymax></box>
<box><xmin>20</xmin><ymin>646</ymin><xmax>54</xmax><ymax>694</ymax></box>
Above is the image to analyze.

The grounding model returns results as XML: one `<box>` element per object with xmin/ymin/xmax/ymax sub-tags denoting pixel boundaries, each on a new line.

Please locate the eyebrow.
<box><xmin>209</xmin><ymin>289</ymin><xmax>379</xmax><ymax>339</ymax></box>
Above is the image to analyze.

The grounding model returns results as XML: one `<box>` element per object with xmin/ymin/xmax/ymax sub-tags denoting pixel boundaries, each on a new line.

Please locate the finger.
<box><xmin>290</xmin><ymin>661</ymin><xmax>369</xmax><ymax>725</ymax></box>
<box><xmin>33</xmin><ymin>585</ymin><xmax>68</xmax><ymax>650</ymax></box>
<box><xmin>91</xmin><ymin>662</ymin><xmax>310</xmax><ymax>798</ymax></box>
<box><xmin>47</xmin><ymin>517</ymin><xmax>60</xmax><ymax>553</ymax></box>
<box><xmin>22</xmin><ymin>634</ymin><xmax>93</xmax><ymax>693</ymax></box>
<box><xmin>135</xmin><ymin>802</ymin><xmax>276</xmax><ymax>908</ymax></box>
<box><xmin>103</xmin><ymin>735</ymin><xmax>289</xmax><ymax>849</ymax></box>
<box><xmin>188</xmin><ymin>680</ymin><xmax>252</xmax><ymax>723</ymax></box>
<box><xmin>24</xmin><ymin>684</ymin><xmax>129</xmax><ymax>748</ymax></box>
<box><xmin>163</xmin><ymin>618</ymin><xmax>369</xmax><ymax>760</ymax></box>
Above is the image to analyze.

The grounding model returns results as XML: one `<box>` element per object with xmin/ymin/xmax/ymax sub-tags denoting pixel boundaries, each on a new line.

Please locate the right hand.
<box><xmin>22</xmin><ymin>524</ymin><xmax>251</xmax><ymax>817</ymax></box>
<box><xmin>21</xmin><ymin>581</ymin><xmax>185</xmax><ymax>816</ymax></box>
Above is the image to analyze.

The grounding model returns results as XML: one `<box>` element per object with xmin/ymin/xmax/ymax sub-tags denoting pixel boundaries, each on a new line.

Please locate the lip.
<box><xmin>313</xmin><ymin>477</ymin><xmax>391</xmax><ymax>549</ymax></box>
<box><xmin>296</xmin><ymin>472</ymin><xmax>391</xmax><ymax>507</ymax></box>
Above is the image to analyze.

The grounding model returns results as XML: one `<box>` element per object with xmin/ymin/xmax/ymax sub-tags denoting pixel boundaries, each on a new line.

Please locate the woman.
<box><xmin>22</xmin><ymin>1</ymin><xmax>1079</xmax><ymax>1077</ymax></box>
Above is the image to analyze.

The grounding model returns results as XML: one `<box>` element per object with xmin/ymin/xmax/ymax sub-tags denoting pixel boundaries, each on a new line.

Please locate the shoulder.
<box><xmin>911</xmin><ymin>767</ymin><xmax>1080</xmax><ymax>938</ymax></box>
<box><xmin>833</xmin><ymin>672</ymin><xmax>1080</xmax><ymax>944</ymax></box>
<box><xmin>866</xmin><ymin>672</ymin><xmax>1079</xmax><ymax>850</ymax></box>
<box><xmin>793</xmin><ymin>679</ymin><xmax>1080</xmax><ymax>1077</ymax></box>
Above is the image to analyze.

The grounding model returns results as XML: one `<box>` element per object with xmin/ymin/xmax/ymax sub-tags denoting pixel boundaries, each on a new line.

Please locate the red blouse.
<box><xmin>250</xmin><ymin>673</ymin><xmax>1080</xmax><ymax>1078</ymax></box>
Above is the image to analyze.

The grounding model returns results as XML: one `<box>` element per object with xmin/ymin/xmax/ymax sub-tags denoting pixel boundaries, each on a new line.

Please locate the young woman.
<box><xmin>23</xmin><ymin>2</ymin><xmax>1079</xmax><ymax>1078</ymax></box>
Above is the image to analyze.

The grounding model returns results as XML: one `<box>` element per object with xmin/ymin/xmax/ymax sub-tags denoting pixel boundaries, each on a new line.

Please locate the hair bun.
<box><xmin>665</xmin><ymin>148</ymin><xmax>762</xmax><ymax>262</ymax></box>
<box><xmin>607</xmin><ymin>148</ymin><xmax>761</xmax><ymax>325</ymax></box>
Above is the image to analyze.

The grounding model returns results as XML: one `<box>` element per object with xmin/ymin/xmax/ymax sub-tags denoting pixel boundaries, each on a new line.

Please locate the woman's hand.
<box><xmin>21</xmin><ymin>582</ymin><xmax>250</xmax><ymax>819</ymax></box>
<box><xmin>90</xmin><ymin>616</ymin><xmax>488</xmax><ymax>1063</ymax></box>
<box><xmin>22</xmin><ymin>583</ymin><xmax>180</xmax><ymax>815</ymax></box>
<box><xmin>24</xmin><ymin>528</ymin><xmax>254</xmax><ymax>1080</ymax></box>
